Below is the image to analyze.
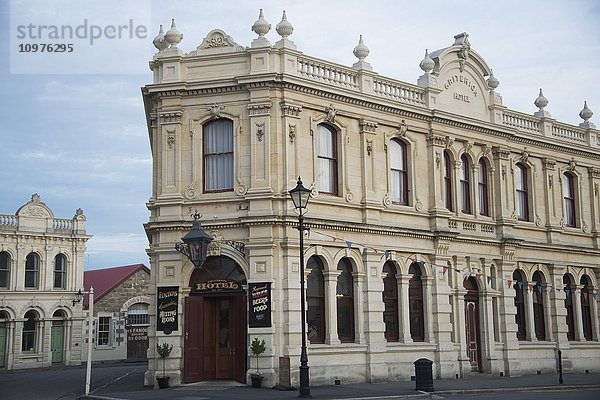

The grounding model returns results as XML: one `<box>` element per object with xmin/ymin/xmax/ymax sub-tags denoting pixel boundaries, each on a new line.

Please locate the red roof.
<box><xmin>83</xmin><ymin>264</ymin><xmax>150</xmax><ymax>307</ymax></box>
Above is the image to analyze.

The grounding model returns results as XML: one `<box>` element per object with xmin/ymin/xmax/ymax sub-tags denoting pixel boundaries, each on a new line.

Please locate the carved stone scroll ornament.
<box><xmin>568</xmin><ymin>158</ymin><xmax>577</xmax><ymax>172</ymax></box>
<box><xmin>289</xmin><ymin>124</ymin><xmax>296</xmax><ymax>143</ymax></box>
<box><xmin>366</xmin><ymin>139</ymin><xmax>373</xmax><ymax>156</ymax></box>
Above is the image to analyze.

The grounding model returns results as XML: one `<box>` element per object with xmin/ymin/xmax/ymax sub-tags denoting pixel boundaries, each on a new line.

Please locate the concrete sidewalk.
<box><xmin>80</xmin><ymin>372</ymin><xmax>600</xmax><ymax>400</ymax></box>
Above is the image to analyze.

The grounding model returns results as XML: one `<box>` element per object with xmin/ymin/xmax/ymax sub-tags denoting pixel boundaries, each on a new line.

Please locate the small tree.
<box><xmin>156</xmin><ymin>342</ymin><xmax>173</xmax><ymax>379</ymax></box>
<box><xmin>250</xmin><ymin>337</ymin><xmax>266</xmax><ymax>377</ymax></box>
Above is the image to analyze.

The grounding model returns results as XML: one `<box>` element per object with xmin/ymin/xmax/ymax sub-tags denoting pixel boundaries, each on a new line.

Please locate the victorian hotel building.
<box><xmin>142</xmin><ymin>12</ymin><xmax>600</xmax><ymax>388</ymax></box>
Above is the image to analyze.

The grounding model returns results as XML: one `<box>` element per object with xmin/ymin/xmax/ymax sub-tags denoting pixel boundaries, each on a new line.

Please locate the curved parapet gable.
<box><xmin>424</xmin><ymin>32</ymin><xmax>499</xmax><ymax>121</ymax></box>
<box><xmin>15</xmin><ymin>193</ymin><xmax>54</xmax><ymax>219</ymax></box>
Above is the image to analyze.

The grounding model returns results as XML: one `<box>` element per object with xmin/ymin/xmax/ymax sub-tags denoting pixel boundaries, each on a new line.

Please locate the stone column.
<box><xmin>324</xmin><ymin>270</ymin><xmax>341</xmax><ymax>345</ymax></box>
<box><xmin>590</xmin><ymin>288</ymin><xmax>599</xmax><ymax>341</ymax></box>
<box><xmin>524</xmin><ymin>281</ymin><xmax>536</xmax><ymax>341</ymax></box>
<box><xmin>492</xmin><ymin>147</ymin><xmax>516</xmax><ymax>238</ymax></box>
<box><xmin>422</xmin><ymin>276</ymin><xmax>435</xmax><ymax>343</ymax></box>
<box><xmin>572</xmin><ymin>285</ymin><xmax>584</xmax><ymax>341</ymax></box>
<box><xmin>352</xmin><ymin>272</ymin><xmax>366</xmax><ymax>344</ymax></box>
<box><xmin>397</xmin><ymin>274</ymin><xmax>412</xmax><ymax>343</ymax></box>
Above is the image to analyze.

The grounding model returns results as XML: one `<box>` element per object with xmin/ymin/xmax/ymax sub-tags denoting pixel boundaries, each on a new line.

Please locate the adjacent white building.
<box><xmin>0</xmin><ymin>194</ymin><xmax>90</xmax><ymax>370</ymax></box>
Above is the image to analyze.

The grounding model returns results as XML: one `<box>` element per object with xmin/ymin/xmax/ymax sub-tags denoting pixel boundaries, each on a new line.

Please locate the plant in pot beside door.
<box><xmin>156</xmin><ymin>342</ymin><xmax>173</xmax><ymax>389</ymax></box>
<box><xmin>250</xmin><ymin>337</ymin><xmax>266</xmax><ymax>388</ymax></box>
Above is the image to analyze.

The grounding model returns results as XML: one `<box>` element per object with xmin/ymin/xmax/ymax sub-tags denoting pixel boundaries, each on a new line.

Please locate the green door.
<box><xmin>0</xmin><ymin>326</ymin><xmax>6</xmax><ymax>367</ymax></box>
<box><xmin>51</xmin><ymin>326</ymin><xmax>64</xmax><ymax>363</ymax></box>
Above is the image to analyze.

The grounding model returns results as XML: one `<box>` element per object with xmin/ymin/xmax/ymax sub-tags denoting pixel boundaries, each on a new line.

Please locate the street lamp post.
<box><xmin>289</xmin><ymin>177</ymin><xmax>311</xmax><ymax>398</ymax></box>
<box><xmin>73</xmin><ymin>286</ymin><xmax>94</xmax><ymax>396</ymax></box>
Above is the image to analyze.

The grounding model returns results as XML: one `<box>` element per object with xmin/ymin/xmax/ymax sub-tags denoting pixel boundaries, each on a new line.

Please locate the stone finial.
<box><xmin>352</xmin><ymin>35</ymin><xmax>372</xmax><ymax>71</ymax></box>
<box><xmin>31</xmin><ymin>193</ymin><xmax>41</xmax><ymax>203</ymax></box>
<box><xmin>165</xmin><ymin>19</ymin><xmax>183</xmax><ymax>47</ymax></box>
<box><xmin>353</xmin><ymin>35</ymin><xmax>370</xmax><ymax>61</ymax></box>
<box><xmin>276</xmin><ymin>10</ymin><xmax>293</xmax><ymax>38</ymax></box>
<box><xmin>252</xmin><ymin>9</ymin><xmax>271</xmax><ymax>37</ymax></box>
<box><xmin>486</xmin><ymin>69</ymin><xmax>499</xmax><ymax>91</ymax></box>
<box><xmin>533</xmin><ymin>88</ymin><xmax>551</xmax><ymax>118</ymax></box>
<box><xmin>579</xmin><ymin>101</ymin><xmax>596</xmax><ymax>129</ymax></box>
<box><xmin>419</xmin><ymin>49</ymin><xmax>434</xmax><ymax>74</ymax></box>
<box><xmin>153</xmin><ymin>25</ymin><xmax>168</xmax><ymax>51</ymax></box>
<box><xmin>534</xmin><ymin>88</ymin><xmax>548</xmax><ymax>110</ymax></box>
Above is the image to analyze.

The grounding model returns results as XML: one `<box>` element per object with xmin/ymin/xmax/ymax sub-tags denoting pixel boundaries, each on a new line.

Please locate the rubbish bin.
<box><xmin>414</xmin><ymin>358</ymin><xmax>434</xmax><ymax>392</ymax></box>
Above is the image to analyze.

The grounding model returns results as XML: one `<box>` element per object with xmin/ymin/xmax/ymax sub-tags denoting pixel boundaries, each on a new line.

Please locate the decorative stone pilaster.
<box><xmin>359</xmin><ymin>119</ymin><xmax>378</xmax><ymax>207</ymax></box>
<box><xmin>495</xmin><ymin>258</ymin><xmax>522</xmax><ymax>376</ymax></box>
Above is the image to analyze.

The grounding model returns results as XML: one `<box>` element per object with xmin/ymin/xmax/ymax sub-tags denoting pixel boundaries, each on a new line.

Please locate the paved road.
<box><xmin>438</xmin><ymin>387</ymin><xmax>600</xmax><ymax>400</ymax></box>
<box><xmin>0</xmin><ymin>363</ymin><xmax>146</xmax><ymax>400</ymax></box>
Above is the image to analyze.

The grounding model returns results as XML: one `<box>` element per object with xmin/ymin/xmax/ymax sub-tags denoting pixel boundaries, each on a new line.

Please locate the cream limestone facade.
<box><xmin>0</xmin><ymin>194</ymin><xmax>89</xmax><ymax>370</ymax></box>
<box><xmin>142</xmin><ymin>12</ymin><xmax>600</xmax><ymax>388</ymax></box>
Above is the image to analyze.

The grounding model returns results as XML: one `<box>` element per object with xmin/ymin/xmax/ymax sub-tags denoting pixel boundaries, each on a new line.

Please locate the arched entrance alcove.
<box><xmin>184</xmin><ymin>255</ymin><xmax>247</xmax><ymax>383</ymax></box>
<box><xmin>464</xmin><ymin>277</ymin><xmax>482</xmax><ymax>372</ymax></box>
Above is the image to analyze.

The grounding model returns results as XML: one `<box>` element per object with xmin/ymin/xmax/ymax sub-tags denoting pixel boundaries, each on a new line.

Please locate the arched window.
<box><xmin>460</xmin><ymin>155</ymin><xmax>471</xmax><ymax>214</ymax></box>
<box><xmin>54</xmin><ymin>254</ymin><xmax>67</xmax><ymax>290</ymax></box>
<box><xmin>444</xmin><ymin>151</ymin><xmax>453</xmax><ymax>211</ymax></box>
<box><xmin>22</xmin><ymin>310</ymin><xmax>38</xmax><ymax>352</ymax></box>
<box><xmin>382</xmin><ymin>262</ymin><xmax>399</xmax><ymax>342</ymax></box>
<box><xmin>581</xmin><ymin>275</ymin><xmax>593</xmax><ymax>340</ymax></box>
<box><xmin>317</xmin><ymin>124</ymin><xmax>338</xmax><ymax>195</ymax></box>
<box><xmin>336</xmin><ymin>259</ymin><xmax>354</xmax><ymax>342</ymax></box>
<box><xmin>563</xmin><ymin>274</ymin><xmax>575</xmax><ymax>341</ymax></box>
<box><xmin>515</xmin><ymin>163</ymin><xmax>529</xmax><ymax>221</ymax></box>
<box><xmin>532</xmin><ymin>271</ymin><xmax>546</xmax><ymax>340</ymax></box>
<box><xmin>563</xmin><ymin>172</ymin><xmax>576</xmax><ymax>227</ymax></box>
<box><xmin>409</xmin><ymin>262</ymin><xmax>425</xmax><ymax>341</ymax></box>
<box><xmin>52</xmin><ymin>310</ymin><xmax>66</xmax><ymax>326</ymax></box>
<box><xmin>25</xmin><ymin>253</ymin><xmax>40</xmax><ymax>289</ymax></box>
<box><xmin>390</xmin><ymin>140</ymin><xmax>408</xmax><ymax>205</ymax></box>
<box><xmin>306</xmin><ymin>256</ymin><xmax>325</xmax><ymax>344</ymax></box>
<box><xmin>0</xmin><ymin>251</ymin><xmax>10</xmax><ymax>290</ymax></box>
<box><xmin>478</xmin><ymin>159</ymin><xmax>489</xmax><ymax>216</ymax></box>
<box><xmin>513</xmin><ymin>270</ymin><xmax>526</xmax><ymax>340</ymax></box>
<box><xmin>203</xmin><ymin>119</ymin><xmax>234</xmax><ymax>192</ymax></box>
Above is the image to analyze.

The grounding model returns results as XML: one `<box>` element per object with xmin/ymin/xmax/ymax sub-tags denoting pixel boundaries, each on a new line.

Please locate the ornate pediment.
<box><xmin>426</xmin><ymin>32</ymin><xmax>500</xmax><ymax>121</ymax></box>
<box><xmin>15</xmin><ymin>194</ymin><xmax>54</xmax><ymax>219</ymax></box>
<box><xmin>189</xmin><ymin>29</ymin><xmax>245</xmax><ymax>55</ymax></box>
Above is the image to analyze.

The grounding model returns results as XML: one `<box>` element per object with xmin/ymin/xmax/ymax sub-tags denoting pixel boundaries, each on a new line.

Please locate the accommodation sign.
<box><xmin>192</xmin><ymin>279</ymin><xmax>242</xmax><ymax>293</ymax></box>
<box><xmin>249</xmin><ymin>282</ymin><xmax>271</xmax><ymax>328</ymax></box>
<box><xmin>157</xmin><ymin>286</ymin><xmax>178</xmax><ymax>334</ymax></box>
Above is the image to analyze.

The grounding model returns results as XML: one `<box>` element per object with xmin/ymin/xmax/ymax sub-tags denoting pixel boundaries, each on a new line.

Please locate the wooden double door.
<box><xmin>184</xmin><ymin>294</ymin><xmax>246</xmax><ymax>383</ymax></box>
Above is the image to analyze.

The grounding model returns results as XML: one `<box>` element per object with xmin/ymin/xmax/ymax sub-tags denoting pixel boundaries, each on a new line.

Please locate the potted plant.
<box><xmin>250</xmin><ymin>337</ymin><xmax>266</xmax><ymax>388</ymax></box>
<box><xmin>156</xmin><ymin>342</ymin><xmax>173</xmax><ymax>389</ymax></box>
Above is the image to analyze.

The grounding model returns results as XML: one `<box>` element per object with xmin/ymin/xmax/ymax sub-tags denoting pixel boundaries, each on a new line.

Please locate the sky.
<box><xmin>1</xmin><ymin>0</ymin><xmax>599</xmax><ymax>270</ymax></box>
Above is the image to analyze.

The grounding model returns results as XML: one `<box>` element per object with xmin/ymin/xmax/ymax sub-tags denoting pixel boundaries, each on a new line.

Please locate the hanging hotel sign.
<box><xmin>191</xmin><ymin>279</ymin><xmax>242</xmax><ymax>293</ymax></box>
<box><xmin>157</xmin><ymin>286</ymin><xmax>178</xmax><ymax>335</ymax></box>
<box><xmin>249</xmin><ymin>282</ymin><xmax>271</xmax><ymax>328</ymax></box>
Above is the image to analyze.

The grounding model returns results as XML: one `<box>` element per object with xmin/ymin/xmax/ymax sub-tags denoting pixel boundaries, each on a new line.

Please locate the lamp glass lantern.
<box><xmin>289</xmin><ymin>177</ymin><xmax>311</xmax><ymax>211</ymax></box>
<box><xmin>181</xmin><ymin>216</ymin><xmax>213</xmax><ymax>268</ymax></box>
